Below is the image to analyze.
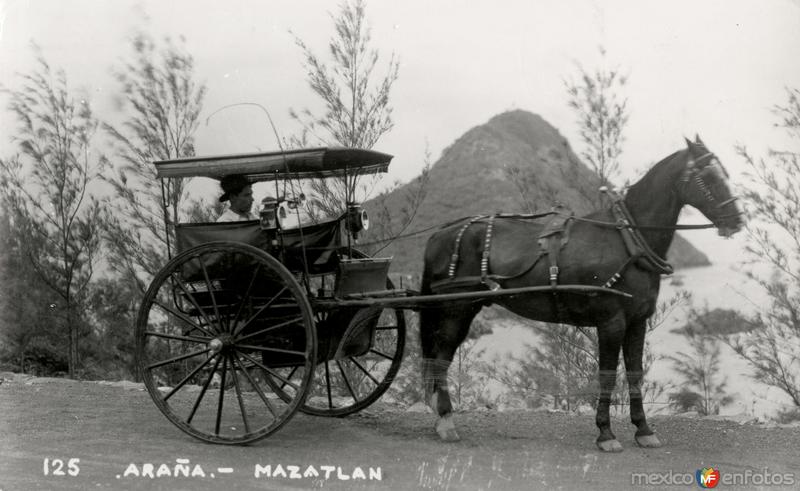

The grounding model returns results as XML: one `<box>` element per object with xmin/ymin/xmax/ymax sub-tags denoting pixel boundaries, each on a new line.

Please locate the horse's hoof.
<box><xmin>435</xmin><ymin>415</ymin><xmax>460</xmax><ymax>442</ymax></box>
<box><xmin>596</xmin><ymin>438</ymin><xmax>623</xmax><ymax>453</ymax></box>
<box><xmin>635</xmin><ymin>433</ymin><xmax>662</xmax><ymax>448</ymax></box>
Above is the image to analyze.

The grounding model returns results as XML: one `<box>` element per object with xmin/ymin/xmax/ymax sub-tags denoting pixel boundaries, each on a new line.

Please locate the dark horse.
<box><xmin>420</xmin><ymin>136</ymin><xmax>744</xmax><ymax>452</ymax></box>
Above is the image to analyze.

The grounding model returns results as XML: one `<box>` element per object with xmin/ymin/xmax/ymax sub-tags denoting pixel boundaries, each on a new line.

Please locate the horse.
<box><xmin>419</xmin><ymin>136</ymin><xmax>744</xmax><ymax>452</ymax></box>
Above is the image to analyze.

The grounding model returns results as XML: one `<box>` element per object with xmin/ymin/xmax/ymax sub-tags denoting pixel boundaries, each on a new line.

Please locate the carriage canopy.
<box><xmin>154</xmin><ymin>147</ymin><xmax>393</xmax><ymax>182</ymax></box>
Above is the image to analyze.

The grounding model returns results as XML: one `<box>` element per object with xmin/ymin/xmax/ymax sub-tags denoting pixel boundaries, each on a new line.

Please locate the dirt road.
<box><xmin>1</xmin><ymin>374</ymin><xmax>799</xmax><ymax>490</ymax></box>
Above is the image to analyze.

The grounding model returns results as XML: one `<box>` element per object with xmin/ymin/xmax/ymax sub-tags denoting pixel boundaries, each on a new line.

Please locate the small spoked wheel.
<box><xmin>136</xmin><ymin>242</ymin><xmax>316</xmax><ymax>444</ymax></box>
<box><xmin>304</xmin><ymin>303</ymin><xmax>405</xmax><ymax>416</ymax></box>
<box><xmin>266</xmin><ymin>249</ymin><xmax>406</xmax><ymax>417</ymax></box>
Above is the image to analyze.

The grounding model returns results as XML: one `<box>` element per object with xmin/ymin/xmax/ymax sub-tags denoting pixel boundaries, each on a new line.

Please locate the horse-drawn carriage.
<box><xmin>137</xmin><ymin>139</ymin><xmax>743</xmax><ymax>450</ymax></box>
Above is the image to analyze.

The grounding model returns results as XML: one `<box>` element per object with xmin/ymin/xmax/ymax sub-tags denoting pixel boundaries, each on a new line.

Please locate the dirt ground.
<box><xmin>1</xmin><ymin>374</ymin><xmax>799</xmax><ymax>491</ymax></box>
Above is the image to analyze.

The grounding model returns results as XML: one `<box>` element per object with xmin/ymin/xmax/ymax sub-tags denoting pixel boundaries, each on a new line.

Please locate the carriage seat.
<box><xmin>175</xmin><ymin>216</ymin><xmax>343</xmax><ymax>275</ymax></box>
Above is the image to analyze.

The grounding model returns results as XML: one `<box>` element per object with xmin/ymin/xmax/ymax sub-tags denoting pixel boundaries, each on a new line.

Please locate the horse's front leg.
<box><xmin>623</xmin><ymin>319</ymin><xmax>662</xmax><ymax>448</ymax></box>
<box><xmin>420</xmin><ymin>307</ymin><xmax>475</xmax><ymax>442</ymax></box>
<box><xmin>596</xmin><ymin>314</ymin><xmax>626</xmax><ymax>452</ymax></box>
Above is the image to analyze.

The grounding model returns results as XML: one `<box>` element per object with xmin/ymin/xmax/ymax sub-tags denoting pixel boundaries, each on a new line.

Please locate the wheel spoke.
<box><xmin>168</xmin><ymin>274</ymin><xmax>216</xmax><ymax>334</ymax></box>
<box><xmin>375</xmin><ymin>324</ymin><xmax>399</xmax><ymax>331</ymax></box>
<box><xmin>280</xmin><ymin>366</ymin><xmax>299</xmax><ymax>391</ymax></box>
<box><xmin>236</xmin><ymin>344</ymin><xmax>307</xmax><ymax>357</ymax></box>
<box><xmin>369</xmin><ymin>348</ymin><xmax>394</xmax><ymax>361</ymax></box>
<box><xmin>145</xmin><ymin>330</ymin><xmax>210</xmax><ymax>344</ymax></box>
<box><xmin>215</xmin><ymin>356</ymin><xmax>228</xmax><ymax>435</ymax></box>
<box><xmin>162</xmin><ymin>354</ymin><xmax>217</xmax><ymax>402</ymax></box>
<box><xmin>233</xmin><ymin>352</ymin><xmax>278</xmax><ymax>417</ymax></box>
<box><xmin>239</xmin><ymin>351</ymin><xmax>302</xmax><ymax>392</ymax></box>
<box><xmin>235</xmin><ymin>316</ymin><xmax>304</xmax><ymax>343</ymax></box>
<box><xmin>199</xmin><ymin>258</ymin><xmax>224</xmax><ymax>333</ymax></box>
<box><xmin>229</xmin><ymin>262</ymin><xmax>263</xmax><ymax>334</ymax></box>
<box><xmin>147</xmin><ymin>347</ymin><xmax>211</xmax><ymax>370</ymax></box>
<box><xmin>228</xmin><ymin>354</ymin><xmax>251</xmax><ymax>433</ymax></box>
<box><xmin>187</xmin><ymin>355</ymin><xmax>221</xmax><ymax>424</ymax></box>
<box><xmin>324</xmin><ymin>361</ymin><xmax>333</xmax><ymax>409</ymax></box>
<box><xmin>152</xmin><ymin>299</ymin><xmax>216</xmax><ymax>339</ymax></box>
<box><xmin>232</xmin><ymin>286</ymin><xmax>289</xmax><ymax>338</ymax></box>
<box><xmin>348</xmin><ymin>356</ymin><xmax>380</xmax><ymax>385</ymax></box>
<box><xmin>336</xmin><ymin>360</ymin><xmax>358</xmax><ymax>403</ymax></box>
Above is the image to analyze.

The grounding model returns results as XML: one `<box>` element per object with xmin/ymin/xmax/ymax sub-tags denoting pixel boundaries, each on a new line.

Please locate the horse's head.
<box><xmin>678</xmin><ymin>136</ymin><xmax>744</xmax><ymax>237</ymax></box>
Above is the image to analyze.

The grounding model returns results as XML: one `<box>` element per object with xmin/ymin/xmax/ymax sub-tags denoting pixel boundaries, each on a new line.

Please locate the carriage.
<box><xmin>136</xmin><ymin>147</ymin><xmax>409</xmax><ymax>444</ymax></box>
<box><xmin>136</xmin><ymin>141</ymin><xmax>739</xmax><ymax>449</ymax></box>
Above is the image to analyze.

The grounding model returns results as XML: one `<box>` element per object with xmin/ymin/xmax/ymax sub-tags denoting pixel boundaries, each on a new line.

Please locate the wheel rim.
<box><xmin>136</xmin><ymin>242</ymin><xmax>316</xmax><ymax>444</ymax></box>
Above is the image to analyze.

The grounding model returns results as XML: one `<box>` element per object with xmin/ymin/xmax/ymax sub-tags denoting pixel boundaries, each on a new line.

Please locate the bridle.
<box><xmin>679</xmin><ymin>150</ymin><xmax>742</xmax><ymax>224</ymax></box>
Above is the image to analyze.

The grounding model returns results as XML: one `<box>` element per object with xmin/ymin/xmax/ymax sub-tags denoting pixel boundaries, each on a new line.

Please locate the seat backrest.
<box><xmin>176</xmin><ymin>220</ymin><xmax>268</xmax><ymax>254</ymax></box>
<box><xmin>275</xmin><ymin>218</ymin><xmax>343</xmax><ymax>273</ymax></box>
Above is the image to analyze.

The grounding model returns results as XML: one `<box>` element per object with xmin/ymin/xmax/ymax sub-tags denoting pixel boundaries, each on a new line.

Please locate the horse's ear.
<box><xmin>695</xmin><ymin>134</ymin><xmax>705</xmax><ymax>146</ymax></box>
<box><xmin>684</xmin><ymin>136</ymin><xmax>694</xmax><ymax>148</ymax></box>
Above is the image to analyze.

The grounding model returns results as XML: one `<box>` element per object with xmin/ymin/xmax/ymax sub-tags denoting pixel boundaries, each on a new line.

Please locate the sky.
<box><xmin>2</xmin><ymin>0</ymin><xmax>799</xmax><ymax>187</ymax></box>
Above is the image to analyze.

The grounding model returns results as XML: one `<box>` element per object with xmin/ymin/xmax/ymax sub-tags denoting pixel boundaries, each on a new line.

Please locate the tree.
<box><xmin>290</xmin><ymin>0</ymin><xmax>400</xmax><ymax>216</ymax></box>
<box><xmin>519</xmin><ymin>324</ymin><xmax>599</xmax><ymax>411</ymax></box>
<box><xmin>732</xmin><ymin>87</ymin><xmax>800</xmax><ymax>408</ymax></box>
<box><xmin>102</xmin><ymin>31</ymin><xmax>207</xmax><ymax>293</ymax></box>
<box><xmin>0</xmin><ymin>51</ymin><xmax>105</xmax><ymax>378</ymax></box>
<box><xmin>0</xmin><ymin>211</ymin><xmax>62</xmax><ymax>373</ymax></box>
<box><xmin>80</xmin><ymin>277</ymin><xmax>140</xmax><ymax>380</ymax></box>
<box><xmin>291</xmin><ymin>0</ymin><xmax>398</xmax><ymax>150</ymax></box>
<box><xmin>667</xmin><ymin>322</ymin><xmax>733</xmax><ymax>415</ymax></box>
<box><xmin>564</xmin><ymin>47</ymin><xmax>629</xmax><ymax>198</ymax></box>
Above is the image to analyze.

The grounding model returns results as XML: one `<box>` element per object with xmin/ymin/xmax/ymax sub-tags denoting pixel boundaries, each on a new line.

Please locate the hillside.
<box><xmin>364</xmin><ymin>110</ymin><xmax>710</xmax><ymax>275</ymax></box>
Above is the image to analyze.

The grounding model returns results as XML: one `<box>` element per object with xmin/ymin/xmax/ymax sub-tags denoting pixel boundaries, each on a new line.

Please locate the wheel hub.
<box><xmin>208</xmin><ymin>334</ymin><xmax>233</xmax><ymax>354</ymax></box>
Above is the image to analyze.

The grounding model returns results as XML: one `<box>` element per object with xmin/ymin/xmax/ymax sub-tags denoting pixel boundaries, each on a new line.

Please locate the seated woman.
<box><xmin>216</xmin><ymin>175</ymin><xmax>255</xmax><ymax>222</ymax></box>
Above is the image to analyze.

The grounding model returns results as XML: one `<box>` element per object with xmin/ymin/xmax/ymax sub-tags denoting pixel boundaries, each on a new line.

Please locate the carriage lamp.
<box><xmin>345</xmin><ymin>204</ymin><xmax>369</xmax><ymax>239</ymax></box>
<box><xmin>259</xmin><ymin>197</ymin><xmax>278</xmax><ymax>230</ymax></box>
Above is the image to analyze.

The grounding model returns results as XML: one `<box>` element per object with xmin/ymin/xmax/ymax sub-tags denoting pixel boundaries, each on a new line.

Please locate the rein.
<box><xmin>565</xmin><ymin>214</ymin><xmax>716</xmax><ymax>231</ymax></box>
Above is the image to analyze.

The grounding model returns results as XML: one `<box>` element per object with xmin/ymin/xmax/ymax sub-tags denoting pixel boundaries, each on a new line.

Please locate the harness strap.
<box><xmin>542</xmin><ymin>222</ymin><xmax>572</xmax><ymax>324</ymax></box>
<box><xmin>603</xmin><ymin>256</ymin><xmax>636</xmax><ymax>289</ymax></box>
<box><xmin>614</xmin><ymin>202</ymin><xmax>674</xmax><ymax>274</ymax></box>
<box><xmin>547</xmin><ymin>234</ymin><xmax>561</xmax><ymax>287</ymax></box>
<box><xmin>600</xmin><ymin>189</ymin><xmax>674</xmax><ymax>275</ymax></box>
<box><xmin>448</xmin><ymin>216</ymin><xmax>485</xmax><ymax>278</ymax></box>
<box><xmin>481</xmin><ymin>215</ymin><xmax>500</xmax><ymax>291</ymax></box>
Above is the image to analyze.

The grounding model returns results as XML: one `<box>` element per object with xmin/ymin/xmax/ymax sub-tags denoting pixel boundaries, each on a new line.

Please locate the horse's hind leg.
<box><xmin>623</xmin><ymin>319</ymin><xmax>662</xmax><ymax>448</ymax></box>
<box><xmin>420</xmin><ymin>304</ymin><xmax>478</xmax><ymax>442</ymax></box>
<box><xmin>595</xmin><ymin>313</ymin><xmax>626</xmax><ymax>452</ymax></box>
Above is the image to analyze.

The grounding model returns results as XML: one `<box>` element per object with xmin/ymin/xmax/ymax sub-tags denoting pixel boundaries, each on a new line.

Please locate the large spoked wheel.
<box><xmin>136</xmin><ymin>242</ymin><xmax>316</xmax><ymax>444</ymax></box>
<box><xmin>266</xmin><ymin>249</ymin><xmax>406</xmax><ymax>417</ymax></box>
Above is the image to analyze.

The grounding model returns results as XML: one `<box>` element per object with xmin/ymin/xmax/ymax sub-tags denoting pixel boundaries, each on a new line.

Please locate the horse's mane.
<box><xmin>625</xmin><ymin>149</ymin><xmax>686</xmax><ymax>202</ymax></box>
